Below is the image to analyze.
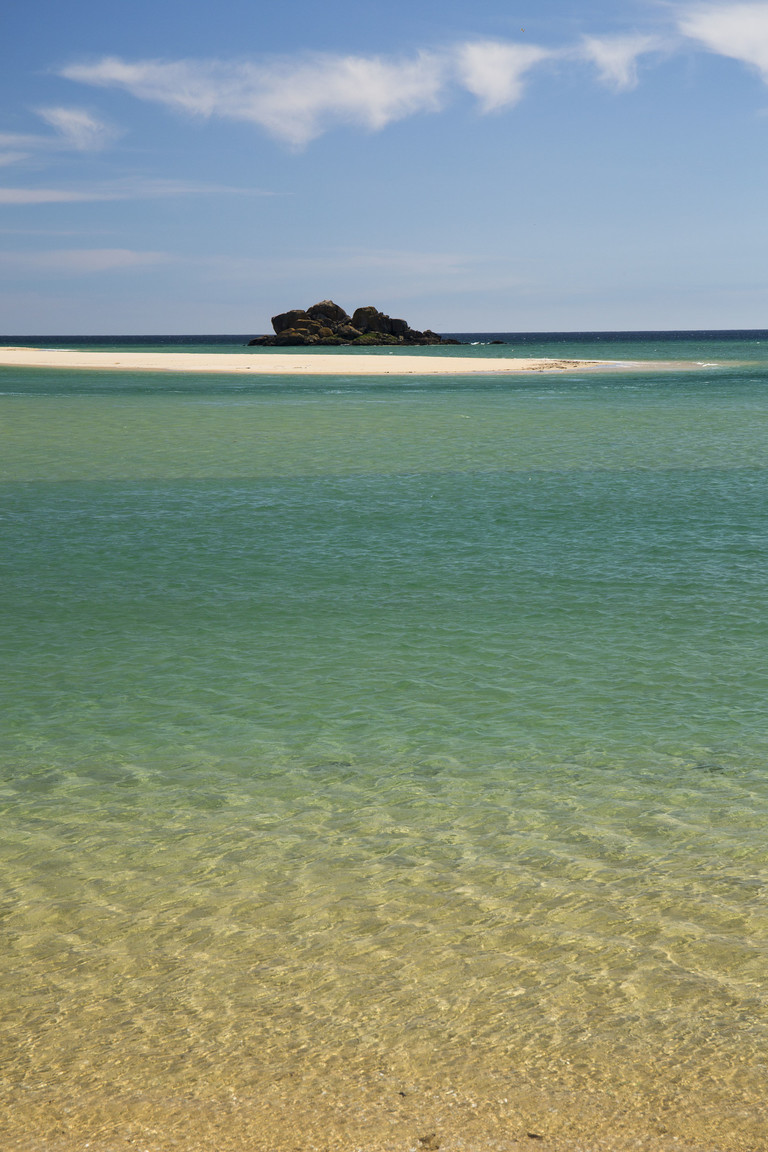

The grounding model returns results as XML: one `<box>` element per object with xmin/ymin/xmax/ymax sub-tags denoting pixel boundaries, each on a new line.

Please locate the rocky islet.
<box><xmin>248</xmin><ymin>300</ymin><xmax>459</xmax><ymax>346</ymax></box>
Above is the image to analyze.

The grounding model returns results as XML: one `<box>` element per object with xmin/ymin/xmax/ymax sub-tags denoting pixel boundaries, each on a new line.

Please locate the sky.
<box><xmin>2</xmin><ymin>0</ymin><xmax>768</xmax><ymax>333</ymax></box>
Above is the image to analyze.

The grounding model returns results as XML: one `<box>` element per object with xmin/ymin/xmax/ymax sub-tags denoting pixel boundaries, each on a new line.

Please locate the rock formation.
<box><xmin>248</xmin><ymin>301</ymin><xmax>459</xmax><ymax>346</ymax></box>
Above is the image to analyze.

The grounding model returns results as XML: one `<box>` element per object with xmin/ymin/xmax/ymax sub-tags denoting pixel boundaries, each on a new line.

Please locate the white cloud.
<box><xmin>580</xmin><ymin>34</ymin><xmax>663</xmax><ymax>91</ymax></box>
<box><xmin>265</xmin><ymin>53</ymin><xmax>446</xmax><ymax>141</ymax></box>
<box><xmin>455</xmin><ymin>41</ymin><xmax>552</xmax><ymax>111</ymax></box>
<box><xmin>62</xmin><ymin>52</ymin><xmax>448</xmax><ymax>147</ymax></box>
<box><xmin>0</xmin><ymin>248</ymin><xmax>171</xmax><ymax>274</ymax></box>
<box><xmin>36</xmin><ymin>106</ymin><xmax>118</xmax><ymax>150</ymax></box>
<box><xmin>679</xmin><ymin>3</ymin><xmax>768</xmax><ymax>79</ymax></box>
<box><xmin>0</xmin><ymin>152</ymin><xmax>30</xmax><ymax>167</ymax></box>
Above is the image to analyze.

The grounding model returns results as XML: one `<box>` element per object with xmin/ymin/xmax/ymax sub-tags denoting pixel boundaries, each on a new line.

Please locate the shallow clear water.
<box><xmin>1</xmin><ymin>337</ymin><xmax>768</xmax><ymax>1150</ymax></box>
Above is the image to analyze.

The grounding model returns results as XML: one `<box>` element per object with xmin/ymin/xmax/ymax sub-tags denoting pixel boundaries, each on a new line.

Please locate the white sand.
<box><xmin>0</xmin><ymin>347</ymin><xmax>607</xmax><ymax>375</ymax></box>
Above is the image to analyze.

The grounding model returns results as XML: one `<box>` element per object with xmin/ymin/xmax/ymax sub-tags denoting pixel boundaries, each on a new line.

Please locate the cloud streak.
<box><xmin>0</xmin><ymin>248</ymin><xmax>171</xmax><ymax>274</ymax></box>
<box><xmin>0</xmin><ymin>188</ymin><xmax>113</xmax><ymax>204</ymax></box>
<box><xmin>0</xmin><ymin>178</ymin><xmax>275</xmax><ymax>205</ymax></box>
<box><xmin>0</xmin><ymin>152</ymin><xmax>30</xmax><ymax>167</ymax></box>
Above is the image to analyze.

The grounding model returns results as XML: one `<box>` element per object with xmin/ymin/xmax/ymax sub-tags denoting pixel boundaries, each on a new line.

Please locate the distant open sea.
<box><xmin>1</xmin><ymin>331</ymin><xmax>767</xmax><ymax>1150</ymax></box>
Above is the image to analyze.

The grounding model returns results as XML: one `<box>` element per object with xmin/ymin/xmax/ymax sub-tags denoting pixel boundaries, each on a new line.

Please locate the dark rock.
<box><xmin>289</xmin><ymin>317</ymin><xmax>324</xmax><ymax>335</ymax></box>
<box><xmin>336</xmin><ymin>323</ymin><xmax>363</xmax><ymax>341</ymax></box>
<box><xmin>352</xmin><ymin>305</ymin><xmax>390</xmax><ymax>334</ymax></box>
<box><xmin>306</xmin><ymin>299</ymin><xmax>350</xmax><ymax>324</ymax></box>
<box><xmin>273</xmin><ymin>330</ymin><xmax>318</xmax><ymax>345</ymax></box>
<box><xmin>272</xmin><ymin>309</ymin><xmax>309</xmax><ymax>334</ymax></box>
<box><xmin>252</xmin><ymin>300</ymin><xmax>453</xmax><ymax>347</ymax></box>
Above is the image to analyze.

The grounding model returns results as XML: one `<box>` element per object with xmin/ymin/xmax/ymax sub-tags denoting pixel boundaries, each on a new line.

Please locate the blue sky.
<box><xmin>2</xmin><ymin>0</ymin><xmax>768</xmax><ymax>333</ymax></box>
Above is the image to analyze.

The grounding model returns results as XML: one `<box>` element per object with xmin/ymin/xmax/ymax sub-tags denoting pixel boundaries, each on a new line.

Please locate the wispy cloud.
<box><xmin>0</xmin><ymin>248</ymin><xmax>171</xmax><ymax>274</ymax></box>
<box><xmin>35</xmin><ymin>106</ymin><xmax>118</xmax><ymax>150</ymax></box>
<box><xmin>0</xmin><ymin>178</ymin><xmax>275</xmax><ymax>205</ymax></box>
<box><xmin>62</xmin><ymin>53</ymin><xmax>449</xmax><ymax>147</ymax></box>
<box><xmin>455</xmin><ymin>42</ymin><xmax>553</xmax><ymax>111</ymax></box>
<box><xmin>579</xmin><ymin>34</ymin><xmax>664</xmax><ymax>91</ymax></box>
<box><xmin>61</xmin><ymin>42</ymin><xmax>557</xmax><ymax>146</ymax></box>
<box><xmin>678</xmin><ymin>2</ymin><xmax>768</xmax><ymax>80</ymax></box>
<box><xmin>0</xmin><ymin>108</ymin><xmax>117</xmax><ymax>169</ymax></box>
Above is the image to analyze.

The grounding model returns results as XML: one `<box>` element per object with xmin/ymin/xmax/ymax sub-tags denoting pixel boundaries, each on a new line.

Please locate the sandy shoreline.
<box><xmin>0</xmin><ymin>346</ymin><xmax>609</xmax><ymax>375</ymax></box>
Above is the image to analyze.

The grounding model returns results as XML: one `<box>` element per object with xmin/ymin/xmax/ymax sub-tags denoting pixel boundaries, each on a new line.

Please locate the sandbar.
<box><xmin>0</xmin><ymin>347</ymin><xmax>609</xmax><ymax>375</ymax></box>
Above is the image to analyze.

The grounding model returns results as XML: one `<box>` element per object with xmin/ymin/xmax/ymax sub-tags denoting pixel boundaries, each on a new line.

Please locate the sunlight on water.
<box><xmin>1</xmin><ymin>340</ymin><xmax>768</xmax><ymax>1149</ymax></box>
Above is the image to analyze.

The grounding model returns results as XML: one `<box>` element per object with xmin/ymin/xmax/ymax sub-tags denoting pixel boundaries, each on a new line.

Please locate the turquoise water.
<box><xmin>1</xmin><ymin>339</ymin><xmax>768</xmax><ymax>1150</ymax></box>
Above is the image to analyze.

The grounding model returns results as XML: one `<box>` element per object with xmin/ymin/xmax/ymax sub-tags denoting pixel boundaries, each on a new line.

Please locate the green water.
<box><xmin>1</xmin><ymin>347</ymin><xmax>768</xmax><ymax>1150</ymax></box>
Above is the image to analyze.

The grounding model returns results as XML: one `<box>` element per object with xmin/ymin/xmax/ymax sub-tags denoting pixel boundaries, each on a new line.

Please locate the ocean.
<box><xmin>1</xmin><ymin>331</ymin><xmax>767</xmax><ymax>1150</ymax></box>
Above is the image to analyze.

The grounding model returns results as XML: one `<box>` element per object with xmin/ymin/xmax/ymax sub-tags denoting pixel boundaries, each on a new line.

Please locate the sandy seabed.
<box><xmin>1</xmin><ymin>1065</ymin><xmax>764</xmax><ymax>1152</ymax></box>
<box><xmin>0</xmin><ymin>347</ymin><xmax>610</xmax><ymax>375</ymax></box>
